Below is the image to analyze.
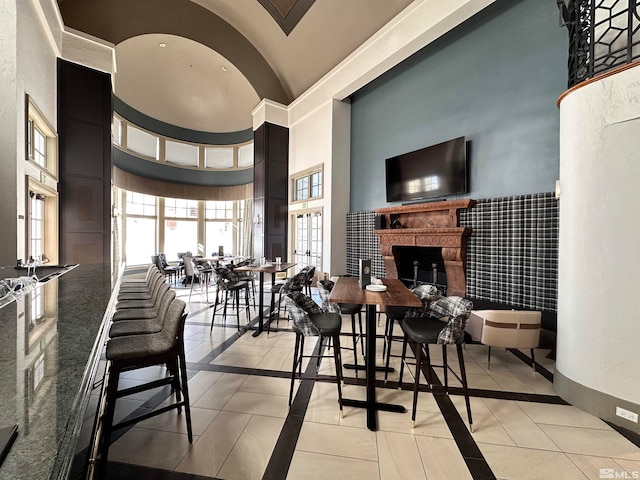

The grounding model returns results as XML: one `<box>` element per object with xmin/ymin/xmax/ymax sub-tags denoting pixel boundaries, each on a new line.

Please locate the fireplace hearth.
<box><xmin>393</xmin><ymin>246</ymin><xmax>446</xmax><ymax>291</ymax></box>
<box><xmin>374</xmin><ymin>200</ymin><xmax>475</xmax><ymax>297</ymax></box>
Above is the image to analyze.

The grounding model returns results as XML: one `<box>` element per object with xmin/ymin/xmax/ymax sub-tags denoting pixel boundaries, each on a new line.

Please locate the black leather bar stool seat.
<box><xmin>399</xmin><ymin>313</ymin><xmax>473</xmax><ymax>432</ymax></box>
<box><xmin>285</xmin><ymin>293</ymin><xmax>344</xmax><ymax>416</ymax></box>
<box><xmin>382</xmin><ymin>306</ymin><xmax>408</xmax><ymax>377</ymax></box>
<box><xmin>337</xmin><ymin>302</ymin><xmax>364</xmax><ymax>356</ymax></box>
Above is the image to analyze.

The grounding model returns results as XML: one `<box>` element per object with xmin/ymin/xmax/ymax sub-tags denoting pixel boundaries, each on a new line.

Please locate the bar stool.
<box><xmin>316</xmin><ymin>279</ymin><xmax>363</xmax><ymax>377</ymax></box>
<box><xmin>97</xmin><ymin>298</ymin><xmax>192</xmax><ymax>477</ymax></box>
<box><xmin>267</xmin><ymin>270</ymin><xmax>306</xmax><ymax>332</ymax></box>
<box><xmin>284</xmin><ymin>292</ymin><xmax>343</xmax><ymax>416</ymax></box>
<box><xmin>397</xmin><ymin>296</ymin><xmax>474</xmax><ymax>431</ymax></box>
<box><xmin>384</xmin><ymin>284</ymin><xmax>441</xmax><ymax>382</ymax></box>
<box><xmin>211</xmin><ymin>268</ymin><xmax>250</xmax><ymax>331</ymax></box>
<box><xmin>116</xmin><ymin>279</ymin><xmax>168</xmax><ymax>310</ymax></box>
<box><xmin>108</xmin><ymin>290</ymin><xmax>177</xmax><ymax>337</ymax></box>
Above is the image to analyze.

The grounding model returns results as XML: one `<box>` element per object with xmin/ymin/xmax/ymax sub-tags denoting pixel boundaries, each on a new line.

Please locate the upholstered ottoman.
<box><xmin>466</xmin><ymin>309</ymin><xmax>541</xmax><ymax>370</ymax></box>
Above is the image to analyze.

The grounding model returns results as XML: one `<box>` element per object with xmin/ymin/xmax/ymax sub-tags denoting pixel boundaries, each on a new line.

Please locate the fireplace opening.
<box><xmin>392</xmin><ymin>246</ymin><xmax>447</xmax><ymax>293</ymax></box>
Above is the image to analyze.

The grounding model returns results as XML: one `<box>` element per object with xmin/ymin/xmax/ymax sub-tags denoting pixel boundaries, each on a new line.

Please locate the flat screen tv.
<box><xmin>385</xmin><ymin>136</ymin><xmax>468</xmax><ymax>203</ymax></box>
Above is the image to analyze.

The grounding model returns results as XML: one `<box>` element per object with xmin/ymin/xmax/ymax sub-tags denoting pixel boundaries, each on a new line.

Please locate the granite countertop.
<box><xmin>0</xmin><ymin>264</ymin><xmax>115</xmax><ymax>480</ymax></box>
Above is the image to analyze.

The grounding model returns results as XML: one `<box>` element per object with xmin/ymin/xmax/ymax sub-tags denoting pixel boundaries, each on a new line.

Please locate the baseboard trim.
<box><xmin>555</xmin><ymin>369</ymin><xmax>640</xmax><ymax>435</ymax></box>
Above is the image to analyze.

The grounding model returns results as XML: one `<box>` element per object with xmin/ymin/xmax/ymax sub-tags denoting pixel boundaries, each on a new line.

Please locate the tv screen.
<box><xmin>385</xmin><ymin>136</ymin><xmax>467</xmax><ymax>203</ymax></box>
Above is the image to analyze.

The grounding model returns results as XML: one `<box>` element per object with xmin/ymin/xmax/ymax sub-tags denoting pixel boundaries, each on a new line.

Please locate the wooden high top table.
<box><xmin>234</xmin><ymin>262</ymin><xmax>297</xmax><ymax>336</ymax></box>
<box><xmin>329</xmin><ymin>276</ymin><xmax>422</xmax><ymax>431</ymax></box>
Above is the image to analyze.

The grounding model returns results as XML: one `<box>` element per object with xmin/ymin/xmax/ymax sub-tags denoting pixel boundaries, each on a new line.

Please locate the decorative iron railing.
<box><xmin>558</xmin><ymin>0</ymin><xmax>640</xmax><ymax>87</ymax></box>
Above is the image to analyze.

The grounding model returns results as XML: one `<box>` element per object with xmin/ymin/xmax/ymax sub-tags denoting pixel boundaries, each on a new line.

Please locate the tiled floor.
<box><xmin>81</xmin><ymin>282</ymin><xmax>640</xmax><ymax>480</ymax></box>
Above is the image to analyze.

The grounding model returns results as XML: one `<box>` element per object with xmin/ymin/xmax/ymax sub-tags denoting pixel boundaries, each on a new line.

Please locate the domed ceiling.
<box><xmin>57</xmin><ymin>0</ymin><xmax>414</xmax><ymax>134</ymax></box>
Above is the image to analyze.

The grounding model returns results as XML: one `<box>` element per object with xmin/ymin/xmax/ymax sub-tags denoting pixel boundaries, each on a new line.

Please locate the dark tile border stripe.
<box><xmin>415</xmin><ymin>350</ymin><xmax>496</xmax><ymax>480</ymax></box>
<box><xmin>606</xmin><ymin>421</ymin><xmax>640</xmax><ymax>448</ymax></box>
<box><xmin>507</xmin><ymin>348</ymin><xmax>554</xmax><ymax>382</ymax></box>
<box><xmin>262</xmin><ymin>339</ymin><xmax>325</xmax><ymax>480</ymax></box>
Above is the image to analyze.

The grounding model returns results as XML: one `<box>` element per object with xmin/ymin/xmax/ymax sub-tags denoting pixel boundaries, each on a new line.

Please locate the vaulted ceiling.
<box><xmin>57</xmin><ymin>0</ymin><xmax>413</xmax><ymax>133</ymax></box>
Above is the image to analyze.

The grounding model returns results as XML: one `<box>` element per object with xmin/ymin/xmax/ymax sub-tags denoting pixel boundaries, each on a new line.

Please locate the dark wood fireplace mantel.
<box><xmin>374</xmin><ymin>199</ymin><xmax>475</xmax><ymax>297</ymax></box>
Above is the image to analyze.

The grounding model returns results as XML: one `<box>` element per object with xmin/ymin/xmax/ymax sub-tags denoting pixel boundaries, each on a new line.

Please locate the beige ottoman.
<box><xmin>466</xmin><ymin>309</ymin><xmax>541</xmax><ymax>370</ymax></box>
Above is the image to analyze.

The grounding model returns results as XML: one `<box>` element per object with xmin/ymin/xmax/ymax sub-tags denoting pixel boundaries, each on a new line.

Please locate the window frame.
<box><xmin>25</xmin><ymin>95</ymin><xmax>58</xmax><ymax>179</ymax></box>
<box><xmin>290</xmin><ymin>164</ymin><xmax>324</xmax><ymax>204</ymax></box>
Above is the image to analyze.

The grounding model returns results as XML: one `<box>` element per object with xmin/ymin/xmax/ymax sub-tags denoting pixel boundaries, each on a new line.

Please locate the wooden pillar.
<box><xmin>253</xmin><ymin>122</ymin><xmax>288</xmax><ymax>261</ymax></box>
<box><xmin>58</xmin><ymin>59</ymin><xmax>113</xmax><ymax>265</ymax></box>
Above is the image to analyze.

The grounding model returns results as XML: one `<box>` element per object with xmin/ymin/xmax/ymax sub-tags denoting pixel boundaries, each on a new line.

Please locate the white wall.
<box><xmin>0</xmin><ymin>0</ymin><xmax>19</xmax><ymax>266</ymax></box>
<box><xmin>557</xmin><ymin>64</ymin><xmax>640</xmax><ymax>406</ymax></box>
<box><xmin>288</xmin><ymin>99</ymin><xmax>351</xmax><ymax>276</ymax></box>
<box><xmin>14</xmin><ymin>0</ymin><xmax>61</xmax><ymax>264</ymax></box>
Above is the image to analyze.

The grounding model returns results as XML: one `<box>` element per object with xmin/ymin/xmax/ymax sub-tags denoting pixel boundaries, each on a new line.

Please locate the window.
<box><xmin>237</xmin><ymin>143</ymin><xmax>253</xmax><ymax>168</ymax></box>
<box><xmin>113</xmin><ymin>114</ymin><xmax>253</xmax><ymax>171</ymax></box>
<box><xmin>124</xmin><ymin>192</ymin><xmax>157</xmax><ymax>265</ymax></box>
<box><xmin>32</xmin><ymin>125</ymin><xmax>46</xmax><ymax>168</ymax></box>
<box><xmin>165</xmin><ymin>198</ymin><xmax>198</xmax><ymax>219</ymax></box>
<box><xmin>165</xmin><ymin>220</ymin><xmax>198</xmax><ymax>259</ymax></box>
<box><xmin>205</xmin><ymin>201</ymin><xmax>233</xmax><ymax>220</ymax></box>
<box><xmin>30</xmin><ymin>192</ymin><xmax>44</xmax><ymax>258</ymax></box>
<box><xmin>127</xmin><ymin>124</ymin><xmax>159</xmax><ymax>160</ymax></box>
<box><xmin>126</xmin><ymin>192</ymin><xmax>156</xmax><ymax>216</ymax></box>
<box><xmin>205</xmin><ymin>147</ymin><xmax>234</xmax><ymax>169</ymax></box>
<box><xmin>292</xmin><ymin>165</ymin><xmax>323</xmax><ymax>203</ymax></box>
<box><xmin>165</xmin><ymin>140</ymin><xmax>199</xmax><ymax>167</ymax></box>
<box><xmin>205</xmin><ymin>201</ymin><xmax>235</xmax><ymax>256</ymax></box>
<box><xmin>26</xmin><ymin>95</ymin><xmax>57</xmax><ymax>176</ymax></box>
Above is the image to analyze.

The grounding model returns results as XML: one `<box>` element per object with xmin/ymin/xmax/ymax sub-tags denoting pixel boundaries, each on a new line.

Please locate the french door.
<box><xmin>292</xmin><ymin>209</ymin><xmax>322</xmax><ymax>270</ymax></box>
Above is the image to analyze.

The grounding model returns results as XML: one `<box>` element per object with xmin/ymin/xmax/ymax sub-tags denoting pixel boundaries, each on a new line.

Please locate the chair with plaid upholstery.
<box><xmin>397</xmin><ymin>295</ymin><xmax>474</xmax><ymax>431</ymax></box>
<box><xmin>267</xmin><ymin>269</ymin><xmax>307</xmax><ymax>332</ymax></box>
<box><xmin>284</xmin><ymin>292</ymin><xmax>344</xmax><ymax>416</ymax></box>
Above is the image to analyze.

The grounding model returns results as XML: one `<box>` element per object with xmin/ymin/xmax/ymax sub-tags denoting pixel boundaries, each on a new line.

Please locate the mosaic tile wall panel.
<box><xmin>346</xmin><ymin>192</ymin><xmax>558</xmax><ymax>311</ymax></box>
<box><xmin>346</xmin><ymin>211</ymin><xmax>385</xmax><ymax>278</ymax></box>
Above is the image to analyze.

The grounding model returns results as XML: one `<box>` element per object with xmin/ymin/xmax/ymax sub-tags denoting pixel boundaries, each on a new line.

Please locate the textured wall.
<box><xmin>349</xmin><ymin>0</ymin><xmax>566</xmax><ymax>213</ymax></box>
<box><xmin>557</xmin><ymin>65</ymin><xmax>640</xmax><ymax>408</ymax></box>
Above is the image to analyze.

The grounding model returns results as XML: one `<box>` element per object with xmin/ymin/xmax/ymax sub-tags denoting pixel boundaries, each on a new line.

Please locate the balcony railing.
<box><xmin>559</xmin><ymin>0</ymin><xmax>640</xmax><ymax>87</ymax></box>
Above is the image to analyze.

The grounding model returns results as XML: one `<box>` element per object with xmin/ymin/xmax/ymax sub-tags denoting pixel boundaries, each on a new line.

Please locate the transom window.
<box><xmin>205</xmin><ymin>201</ymin><xmax>233</xmax><ymax>219</ymax></box>
<box><xmin>126</xmin><ymin>192</ymin><xmax>156</xmax><ymax>216</ymax></box>
<box><xmin>165</xmin><ymin>198</ymin><xmax>198</xmax><ymax>218</ymax></box>
<box><xmin>26</xmin><ymin>95</ymin><xmax>57</xmax><ymax>176</ymax></box>
<box><xmin>32</xmin><ymin>124</ymin><xmax>46</xmax><ymax>168</ymax></box>
<box><xmin>292</xmin><ymin>165</ymin><xmax>323</xmax><ymax>203</ymax></box>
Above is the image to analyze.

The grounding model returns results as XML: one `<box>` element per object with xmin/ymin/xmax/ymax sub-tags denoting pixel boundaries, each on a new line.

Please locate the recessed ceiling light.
<box><xmin>221</xmin><ymin>66</ymin><xmax>228</xmax><ymax>72</ymax></box>
<box><xmin>159</xmin><ymin>42</ymin><xmax>167</xmax><ymax>48</ymax></box>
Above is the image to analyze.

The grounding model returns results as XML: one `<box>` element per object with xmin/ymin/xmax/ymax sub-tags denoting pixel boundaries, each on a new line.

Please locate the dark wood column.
<box><xmin>253</xmin><ymin>122</ymin><xmax>288</xmax><ymax>261</ymax></box>
<box><xmin>58</xmin><ymin>59</ymin><xmax>113</xmax><ymax>265</ymax></box>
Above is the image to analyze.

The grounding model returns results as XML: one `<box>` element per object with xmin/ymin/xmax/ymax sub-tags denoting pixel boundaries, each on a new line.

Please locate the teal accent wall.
<box><xmin>114</xmin><ymin>97</ymin><xmax>253</xmax><ymax>145</ymax></box>
<box><xmin>349</xmin><ymin>0</ymin><xmax>567</xmax><ymax>212</ymax></box>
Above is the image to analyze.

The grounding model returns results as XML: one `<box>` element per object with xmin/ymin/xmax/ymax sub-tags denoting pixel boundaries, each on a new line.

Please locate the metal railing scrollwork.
<box><xmin>558</xmin><ymin>0</ymin><xmax>640</xmax><ymax>87</ymax></box>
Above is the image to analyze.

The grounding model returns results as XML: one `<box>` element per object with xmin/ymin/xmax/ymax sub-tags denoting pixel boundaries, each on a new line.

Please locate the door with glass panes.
<box><xmin>292</xmin><ymin>210</ymin><xmax>322</xmax><ymax>271</ymax></box>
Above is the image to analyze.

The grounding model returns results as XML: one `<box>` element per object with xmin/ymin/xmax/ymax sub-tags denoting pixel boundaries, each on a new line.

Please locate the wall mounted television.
<box><xmin>385</xmin><ymin>136</ymin><xmax>468</xmax><ymax>203</ymax></box>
